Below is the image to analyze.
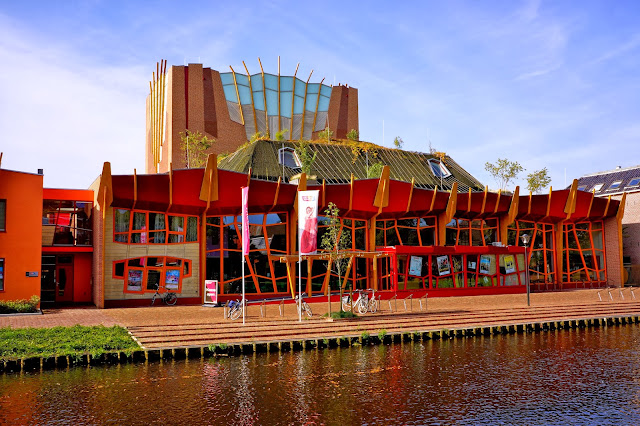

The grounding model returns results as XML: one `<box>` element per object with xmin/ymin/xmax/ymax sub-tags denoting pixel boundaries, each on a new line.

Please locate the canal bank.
<box><xmin>2</xmin><ymin>289</ymin><xmax>640</xmax><ymax>374</ymax></box>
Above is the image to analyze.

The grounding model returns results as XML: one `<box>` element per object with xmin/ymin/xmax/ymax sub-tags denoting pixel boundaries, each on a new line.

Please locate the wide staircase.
<box><xmin>128</xmin><ymin>300</ymin><xmax>640</xmax><ymax>349</ymax></box>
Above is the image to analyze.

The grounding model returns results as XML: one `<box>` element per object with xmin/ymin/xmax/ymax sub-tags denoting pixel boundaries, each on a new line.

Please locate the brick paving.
<box><xmin>2</xmin><ymin>289</ymin><xmax>640</xmax><ymax>349</ymax></box>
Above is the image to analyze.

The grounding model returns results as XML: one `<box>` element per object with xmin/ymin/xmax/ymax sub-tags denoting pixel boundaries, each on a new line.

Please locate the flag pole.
<box><xmin>242</xmin><ymin>255</ymin><xmax>246</xmax><ymax>325</ymax></box>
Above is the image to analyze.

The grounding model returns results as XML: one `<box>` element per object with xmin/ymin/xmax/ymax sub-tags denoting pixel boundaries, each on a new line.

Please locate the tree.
<box><xmin>393</xmin><ymin>136</ymin><xmax>404</xmax><ymax>149</ymax></box>
<box><xmin>250</xmin><ymin>131</ymin><xmax>269</xmax><ymax>143</ymax></box>
<box><xmin>366</xmin><ymin>161</ymin><xmax>384</xmax><ymax>178</ymax></box>
<box><xmin>320</xmin><ymin>202</ymin><xmax>351</xmax><ymax>315</ymax></box>
<box><xmin>484</xmin><ymin>158</ymin><xmax>524</xmax><ymax>191</ymax></box>
<box><xmin>526</xmin><ymin>168</ymin><xmax>552</xmax><ymax>194</ymax></box>
<box><xmin>318</xmin><ymin>126</ymin><xmax>333</xmax><ymax>141</ymax></box>
<box><xmin>346</xmin><ymin>129</ymin><xmax>359</xmax><ymax>141</ymax></box>
<box><xmin>180</xmin><ymin>130</ymin><xmax>215</xmax><ymax>168</ymax></box>
<box><xmin>275</xmin><ymin>129</ymin><xmax>289</xmax><ymax>142</ymax></box>
<box><xmin>295</xmin><ymin>140</ymin><xmax>317</xmax><ymax>176</ymax></box>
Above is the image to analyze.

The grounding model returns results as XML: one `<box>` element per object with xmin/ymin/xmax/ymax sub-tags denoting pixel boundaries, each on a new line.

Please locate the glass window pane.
<box><xmin>169</xmin><ymin>216</ymin><xmax>184</xmax><ymax>232</ymax></box>
<box><xmin>264</xmin><ymin>74</ymin><xmax>278</xmax><ymax>90</ymax></box>
<box><xmin>250</xmin><ymin>74</ymin><xmax>263</xmax><ymax>91</ymax></box>
<box><xmin>186</xmin><ymin>217</ymin><xmax>198</xmax><ymax>242</ymax></box>
<box><xmin>305</xmin><ymin>93</ymin><xmax>318</xmax><ymax>112</ymax></box>
<box><xmin>149</xmin><ymin>213</ymin><xmax>165</xmax><ymax>231</ymax></box>
<box><xmin>220</xmin><ymin>72</ymin><xmax>234</xmax><ymax>85</ymax></box>
<box><xmin>265</xmin><ymin>89</ymin><xmax>278</xmax><ymax>116</ymax></box>
<box><xmin>237</xmin><ymin>85</ymin><xmax>251</xmax><ymax>105</ymax></box>
<box><xmin>222</xmin><ymin>85</ymin><xmax>238</xmax><ymax>103</ymax></box>
<box><xmin>132</xmin><ymin>212</ymin><xmax>146</xmax><ymax>231</ymax></box>
<box><xmin>317</xmin><ymin>95</ymin><xmax>330</xmax><ymax>112</ymax></box>
<box><xmin>280</xmin><ymin>92</ymin><xmax>292</xmax><ymax>118</ymax></box>
<box><xmin>114</xmin><ymin>209</ymin><xmax>130</xmax><ymax>233</ymax></box>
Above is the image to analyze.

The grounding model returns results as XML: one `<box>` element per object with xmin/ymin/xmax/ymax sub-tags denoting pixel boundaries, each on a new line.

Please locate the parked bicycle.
<box><xmin>295</xmin><ymin>293</ymin><xmax>313</xmax><ymax>317</ymax></box>
<box><xmin>226</xmin><ymin>298</ymin><xmax>244</xmax><ymax>320</ymax></box>
<box><xmin>151</xmin><ymin>283</ymin><xmax>178</xmax><ymax>306</ymax></box>
<box><xmin>341</xmin><ymin>289</ymin><xmax>377</xmax><ymax>314</ymax></box>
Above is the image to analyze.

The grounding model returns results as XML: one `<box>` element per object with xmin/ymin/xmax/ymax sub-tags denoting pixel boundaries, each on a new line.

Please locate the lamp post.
<box><xmin>521</xmin><ymin>233</ymin><xmax>531</xmax><ymax>306</ymax></box>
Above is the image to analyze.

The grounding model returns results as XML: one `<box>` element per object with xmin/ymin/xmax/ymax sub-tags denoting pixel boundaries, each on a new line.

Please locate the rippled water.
<box><xmin>2</xmin><ymin>325</ymin><xmax>640</xmax><ymax>425</ymax></box>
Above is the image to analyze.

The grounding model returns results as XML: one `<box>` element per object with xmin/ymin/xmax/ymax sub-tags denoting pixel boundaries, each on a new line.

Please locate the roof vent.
<box><xmin>616</xmin><ymin>166</ymin><xmax>622</xmax><ymax>169</ymax></box>
<box><xmin>37</xmin><ymin>168</ymin><xmax>44</xmax><ymax>175</ymax></box>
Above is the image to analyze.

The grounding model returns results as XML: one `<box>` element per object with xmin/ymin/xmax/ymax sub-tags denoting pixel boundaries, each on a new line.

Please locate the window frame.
<box><xmin>113</xmin><ymin>209</ymin><xmax>199</xmax><ymax>245</ymax></box>
<box><xmin>0</xmin><ymin>258</ymin><xmax>4</xmax><ymax>291</ymax></box>
<box><xmin>115</xmin><ymin>256</ymin><xmax>192</xmax><ymax>294</ymax></box>
<box><xmin>278</xmin><ymin>147</ymin><xmax>301</xmax><ymax>169</ymax></box>
<box><xmin>608</xmin><ymin>181</ymin><xmax>622</xmax><ymax>191</ymax></box>
<box><xmin>626</xmin><ymin>177</ymin><xmax>640</xmax><ymax>187</ymax></box>
<box><xmin>592</xmin><ymin>183</ymin><xmax>604</xmax><ymax>192</ymax></box>
<box><xmin>427</xmin><ymin>159</ymin><xmax>452</xmax><ymax>179</ymax></box>
<box><xmin>0</xmin><ymin>199</ymin><xmax>6</xmax><ymax>232</ymax></box>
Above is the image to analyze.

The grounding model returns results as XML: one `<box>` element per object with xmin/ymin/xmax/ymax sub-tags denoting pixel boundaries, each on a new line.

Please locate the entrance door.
<box><xmin>55</xmin><ymin>260</ymin><xmax>74</xmax><ymax>303</ymax></box>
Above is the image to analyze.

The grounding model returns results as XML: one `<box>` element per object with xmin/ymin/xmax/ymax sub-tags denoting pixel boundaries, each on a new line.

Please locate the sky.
<box><xmin>1</xmin><ymin>0</ymin><xmax>639</xmax><ymax>190</ymax></box>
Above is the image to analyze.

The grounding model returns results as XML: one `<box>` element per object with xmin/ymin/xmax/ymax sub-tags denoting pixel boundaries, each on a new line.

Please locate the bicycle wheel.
<box><xmin>357</xmin><ymin>299</ymin><xmax>368</xmax><ymax>315</ymax></box>
<box><xmin>151</xmin><ymin>293</ymin><xmax>158</xmax><ymax>306</ymax></box>
<box><xmin>369</xmin><ymin>297</ymin><xmax>378</xmax><ymax>313</ymax></box>
<box><xmin>165</xmin><ymin>292</ymin><xmax>177</xmax><ymax>305</ymax></box>
<box><xmin>341</xmin><ymin>296</ymin><xmax>351</xmax><ymax>312</ymax></box>
<box><xmin>230</xmin><ymin>304</ymin><xmax>242</xmax><ymax>320</ymax></box>
<box><xmin>303</xmin><ymin>302</ymin><xmax>312</xmax><ymax>317</ymax></box>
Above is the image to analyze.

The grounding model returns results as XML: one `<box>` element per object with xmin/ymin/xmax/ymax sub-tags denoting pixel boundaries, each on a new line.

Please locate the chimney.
<box><xmin>37</xmin><ymin>169</ymin><xmax>43</xmax><ymax>175</ymax></box>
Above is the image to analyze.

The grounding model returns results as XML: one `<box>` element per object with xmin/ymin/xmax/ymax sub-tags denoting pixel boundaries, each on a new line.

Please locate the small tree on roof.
<box><xmin>485</xmin><ymin>158</ymin><xmax>524</xmax><ymax>191</ymax></box>
<box><xmin>295</xmin><ymin>140</ymin><xmax>317</xmax><ymax>176</ymax></box>
<box><xmin>180</xmin><ymin>130</ymin><xmax>215</xmax><ymax>168</ymax></box>
<box><xmin>526</xmin><ymin>168</ymin><xmax>552</xmax><ymax>194</ymax></box>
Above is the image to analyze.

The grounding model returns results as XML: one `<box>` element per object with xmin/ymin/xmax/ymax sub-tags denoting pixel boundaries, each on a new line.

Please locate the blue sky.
<box><xmin>1</xmin><ymin>0</ymin><xmax>639</xmax><ymax>190</ymax></box>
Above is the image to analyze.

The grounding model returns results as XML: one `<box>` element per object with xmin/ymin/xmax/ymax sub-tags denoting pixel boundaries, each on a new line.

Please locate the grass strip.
<box><xmin>0</xmin><ymin>325</ymin><xmax>140</xmax><ymax>361</ymax></box>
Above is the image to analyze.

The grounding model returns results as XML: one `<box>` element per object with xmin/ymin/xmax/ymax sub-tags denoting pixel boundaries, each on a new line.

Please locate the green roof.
<box><xmin>218</xmin><ymin>139</ymin><xmax>484</xmax><ymax>192</ymax></box>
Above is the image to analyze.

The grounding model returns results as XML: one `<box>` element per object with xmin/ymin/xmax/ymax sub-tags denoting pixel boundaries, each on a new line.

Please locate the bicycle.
<box><xmin>342</xmin><ymin>289</ymin><xmax>377</xmax><ymax>314</ymax></box>
<box><xmin>367</xmin><ymin>289</ymin><xmax>378</xmax><ymax>313</ymax></box>
<box><xmin>151</xmin><ymin>284</ymin><xmax>178</xmax><ymax>306</ymax></box>
<box><xmin>295</xmin><ymin>293</ymin><xmax>312</xmax><ymax>317</ymax></box>
<box><xmin>227</xmin><ymin>298</ymin><xmax>244</xmax><ymax>320</ymax></box>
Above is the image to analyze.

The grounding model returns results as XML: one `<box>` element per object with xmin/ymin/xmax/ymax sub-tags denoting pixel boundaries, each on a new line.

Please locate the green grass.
<box><xmin>0</xmin><ymin>325</ymin><xmax>140</xmax><ymax>361</ymax></box>
<box><xmin>330</xmin><ymin>311</ymin><xmax>358</xmax><ymax>319</ymax></box>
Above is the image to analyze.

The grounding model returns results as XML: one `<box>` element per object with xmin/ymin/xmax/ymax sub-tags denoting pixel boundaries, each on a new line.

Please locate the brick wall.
<box><xmin>604</xmin><ymin>216</ymin><xmax>622</xmax><ymax>286</ymax></box>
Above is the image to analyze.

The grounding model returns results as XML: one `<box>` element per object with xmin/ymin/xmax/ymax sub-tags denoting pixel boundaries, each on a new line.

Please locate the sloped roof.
<box><xmin>218</xmin><ymin>140</ymin><xmax>484</xmax><ymax>192</ymax></box>
<box><xmin>575</xmin><ymin>164</ymin><xmax>640</xmax><ymax>196</ymax></box>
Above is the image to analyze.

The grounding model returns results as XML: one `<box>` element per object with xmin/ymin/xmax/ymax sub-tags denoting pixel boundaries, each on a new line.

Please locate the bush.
<box><xmin>330</xmin><ymin>310</ymin><xmax>357</xmax><ymax>319</ymax></box>
<box><xmin>0</xmin><ymin>296</ymin><xmax>40</xmax><ymax>314</ymax></box>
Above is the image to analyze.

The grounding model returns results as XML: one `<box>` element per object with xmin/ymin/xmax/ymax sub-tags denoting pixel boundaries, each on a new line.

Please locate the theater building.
<box><xmin>86</xmin><ymin>139</ymin><xmax>624</xmax><ymax>307</ymax></box>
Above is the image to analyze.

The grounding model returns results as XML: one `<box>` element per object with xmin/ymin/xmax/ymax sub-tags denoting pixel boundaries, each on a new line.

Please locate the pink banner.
<box><xmin>298</xmin><ymin>190</ymin><xmax>319</xmax><ymax>255</ymax></box>
<box><xmin>241</xmin><ymin>186</ymin><xmax>249</xmax><ymax>256</ymax></box>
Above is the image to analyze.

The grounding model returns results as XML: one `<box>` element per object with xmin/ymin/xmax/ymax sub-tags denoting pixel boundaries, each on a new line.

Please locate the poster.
<box><xmin>504</xmin><ymin>255</ymin><xmax>516</xmax><ymax>274</ymax></box>
<box><xmin>436</xmin><ymin>255</ymin><xmax>451</xmax><ymax>276</ymax></box>
<box><xmin>298</xmin><ymin>190</ymin><xmax>319</xmax><ymax>255</ymax></box>
<box><xmin>241</xmin><ymin>186</ymin><xmax>250</xmax><ymax>256</ymax></box>
<box><xmin>204</xmin><ymin>280</ymin><xmax>218</xmax><ymax>305</ymax></box>
<box><xmin>409</xmin><ymin>256</ymin><xmax>423</xmax><ymax>276</ymax></box>
<box><xmin>127</xmin><ymin>269</ymin><xmax>143</xmax><ymax>292</ymax></box>
<box><xmin>479</xmin><ymin>255</ymin><xmax>492</xmax><ymax>274</ymax></box>
<box><xmin>165</xmin><ymin>269</ymin><xmax>180</xmax><ymax>290</ymax></box>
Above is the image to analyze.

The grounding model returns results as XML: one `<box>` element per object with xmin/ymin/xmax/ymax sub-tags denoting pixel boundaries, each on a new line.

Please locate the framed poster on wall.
<box><xmin>479</xmin><ymin>255</ymin><xmax>492</xmax><ymax>274</ymax></box>
<box><xmin>436</xmin><ymin>255</ymin><xmax>451</xmax><ymax>276</ymax></box>
<box><xmin>504</xmin><ymin>255</ymin><xmax>516</xmax><ymax>274</ymax></box>
<box><xmin>127</xmin><ymin>270</ymin><xmax>143</xmax><ymax>292</ymax></box>
<box><xmin>409</xmin><ymin>256</ymin><xmax>423</xmax><ymax>276</ymax></box>
<box><xmin>165</xmin><ymin>269</ymin><xmax>180</xmax><ymax>290</ymax></box>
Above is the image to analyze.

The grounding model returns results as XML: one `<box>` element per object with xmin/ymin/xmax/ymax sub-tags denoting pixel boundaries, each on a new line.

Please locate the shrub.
<box><xmin>0</xmin><ymin>296</ymin><xmax>40</xmax><ymax>314</ymax></box>
<box><xmin>330</xmin><ymin>310</ymin><xmax>357</xmax><ymax>319</ymax></box>
<box><xmin>378</xmin><ymin>329</ymin><xmax>388</xmax><ymax>340</ymax></box>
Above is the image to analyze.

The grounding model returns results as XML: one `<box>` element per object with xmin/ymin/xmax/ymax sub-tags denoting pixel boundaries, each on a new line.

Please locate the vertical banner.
<box><xmin>241</xmin><ymin>186</ymin><xmax>250</xmax><ymax>256</ymax></box>
<box><xmin>298</xmin><ymin>190</ymin><xmax>319</xmax><ymax>255</ymax></box>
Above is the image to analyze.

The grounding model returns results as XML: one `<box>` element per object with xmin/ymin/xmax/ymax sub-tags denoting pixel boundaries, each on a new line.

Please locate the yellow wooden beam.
<box><xmin>586</xmin><ymin>190</ymin><xmax>595</xmax><ymax>218</ymax></box>
<box><xmin>493</xmin><ymin>189</ymin><xmax>502</xmax><ymax>214</ymax></box>
<box><xmin>322</xmin><ymin>258</ymin><xmax>333</xmax><ymax>295</ymax></box>
<box><xmin>311</xmin><ymin>77</ymin><xmax>325</xmax><ymax>137</ymax></box>
<box><xmin>467</xmin><ymin>188</ymin><xmax>472</xmax><ymax>213</ymax></box>
<box><xmin>300</xmin><ymin>71</ymin><xmax>313</xmax><ymax>139</ymax></box>
<box><xmin>199</xmin><ymin>154</ymin><xmax>219</xmax><ymax>202</ymax></box>
<box><xmin>373</xmin><ymin>165</ymin><xmax>390</xmax><ymax>208</ymax></box>
<box><xmin>564</xmin><ymin>179</ymin><xmax>578</xmax><ymax>219</ymax></box>
<box><xmin>341</xmin><ymin>256</ymin><xmax>354</xmax><ymax>289</ymax></box>
<box><xmin>97</xmin><ymin>162</ymin><xmax>113</xmax><ymax>210</ymax></box>
<box><xmin>132</xmin><ymin>169</ymin><xmax>138</xmax><ymax>211</ymax></box>
<box><xmin>290</xmin><ymin>63</ymin><xmax>299</xmax><ymax>139</ymax></box>
<box><xmin>405</xmin><ymin>178</ymin><xmax>415</xmax><ymax>213</ymax></box>
<box><xmin>243</xmin><ymin>61</ymin><xmax>258</xmax><ymax>137</ymax></box>
<box><xmin>229</xmin><ymin>66</ymin><xmax>245</xmax><ymax>125</ymax></box>
<box><xmin>269</xmin><ymin>177</ymin><xmax>282</xmax><ymax>211</ymax></box>
<box><xmin>479</xmin><ymin>186</ymin><xmax>488</xmax><ymax>215</ymax></box>
<box><xmin>603</xmin><ymin>195</ymin><xmax>612</xmax><ymax>217</ymax></box>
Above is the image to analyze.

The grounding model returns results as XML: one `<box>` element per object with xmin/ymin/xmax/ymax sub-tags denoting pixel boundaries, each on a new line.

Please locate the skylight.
<box><xmin>278</xmin><ymin>147</ymin><xmax>301</xmax><ymax>169</ymax></box>
<box><xmin>627</xmin><ymin>177</ymin><xmax>640</xmax><ymax>187</ymax></box>
<box><xmin>428</xmin><ymin>159</ymin><xmax>451</xmax><ymax>179</ymax></box>
<box><xmin>577</xmin><ymin>185</ymin><xmax>587</xmax><ymax>191</ymax></box>
<box><xmin>608</xmin><ymin>181</ymin><xmax>622</xmax><ymax>190</ymax></box>
<box><xmin>592</xmin><ymin>183</ymin><xmax>604</xmax><ymax>192</ymax></box>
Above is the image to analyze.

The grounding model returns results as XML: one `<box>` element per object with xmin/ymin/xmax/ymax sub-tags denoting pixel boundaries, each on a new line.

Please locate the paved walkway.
<box><xmin>2</xmin><ymin>289</ymin><xmax>638</xmax><ymax>349</ymax></box>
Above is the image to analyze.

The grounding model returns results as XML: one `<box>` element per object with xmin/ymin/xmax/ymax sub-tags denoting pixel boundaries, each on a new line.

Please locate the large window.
<box><xmin>114</xmin><ymin>256</ymin><xmax>192</xmax><ymax>294</ymax></box>
<box><xmin>0</xmin><ymin>200</ymin><xmax>5</xmax><ymax>231</ymax></box>
<box><xmin>206</xmin><ymin>213</ymin><xmax>289</xmax><ymax>295</ymax></box>
<box><xmin>445</xmin><ymin>218</ymin><xmax>498</xmax><ymax>246</ymax></box>
<box><xmin>376</xmin><ymin>217</ymin><xmax>436</xmax><ymax>247</ymax></box>
<box><xmin>113</xmin><ymin>209</ymin><xmax>198</xmax><ymax>244</ymax></box>
<box><xmin>0</xmin><ymin>258</ymin><xmax>4</xmax><ymax>291</ymax></box>
<box><xmin>42</xmin><ymin>200</ymin><xmax>92</xmax><ymax>246</ymax></box>
<box><xmin>508</xmin><ymin>221</ymin><xmax>556</xmax><ymax>285</ymax></box>
<box><xmin>562</xmin><ymin>221</ymin><xmax>606</xmax><ymax>283</ymax></box>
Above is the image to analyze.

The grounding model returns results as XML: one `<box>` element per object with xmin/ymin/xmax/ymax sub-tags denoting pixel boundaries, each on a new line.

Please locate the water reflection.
<box><xmin>2</xmin><ymin>326</ymin><xmax>640</xmax><ymax>424</ymax></box>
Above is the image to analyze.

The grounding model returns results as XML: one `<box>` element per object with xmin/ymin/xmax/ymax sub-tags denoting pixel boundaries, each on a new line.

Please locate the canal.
<box><xmin>2</xmin><ymin>325</ymin><xmax>640</xmax><ymax>425</ymax></box>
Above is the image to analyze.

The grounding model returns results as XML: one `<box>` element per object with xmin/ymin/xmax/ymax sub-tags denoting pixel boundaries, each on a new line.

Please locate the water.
<box><xmin>2</xmin><ymin>326</ymin><xmax>640</xmax><ymax>425</ymax></box>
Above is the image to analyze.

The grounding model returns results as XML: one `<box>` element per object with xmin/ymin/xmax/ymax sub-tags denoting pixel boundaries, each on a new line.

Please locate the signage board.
<box><xmin>204</xmin><ymin>280</ymin><xmax>218</xmax><ymax>305</ymax></box>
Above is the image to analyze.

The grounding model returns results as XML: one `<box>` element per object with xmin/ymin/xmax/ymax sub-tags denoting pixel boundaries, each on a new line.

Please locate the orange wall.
<box><xmin>43</xmin><ymin>188</ymin><xmax>93</xmax><ymax>202</ymax></box>
<box><xmin>0</xmin><ymin>169</ymin><xmax>43</xmax><ymax>302</ymax></box>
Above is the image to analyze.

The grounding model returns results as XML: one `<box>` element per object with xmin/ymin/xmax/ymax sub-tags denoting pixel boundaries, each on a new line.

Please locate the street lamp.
<box><xmin>521</xmin><ymin>233</ymin><xmax>531</xmax><ymax>306</ymax></box>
